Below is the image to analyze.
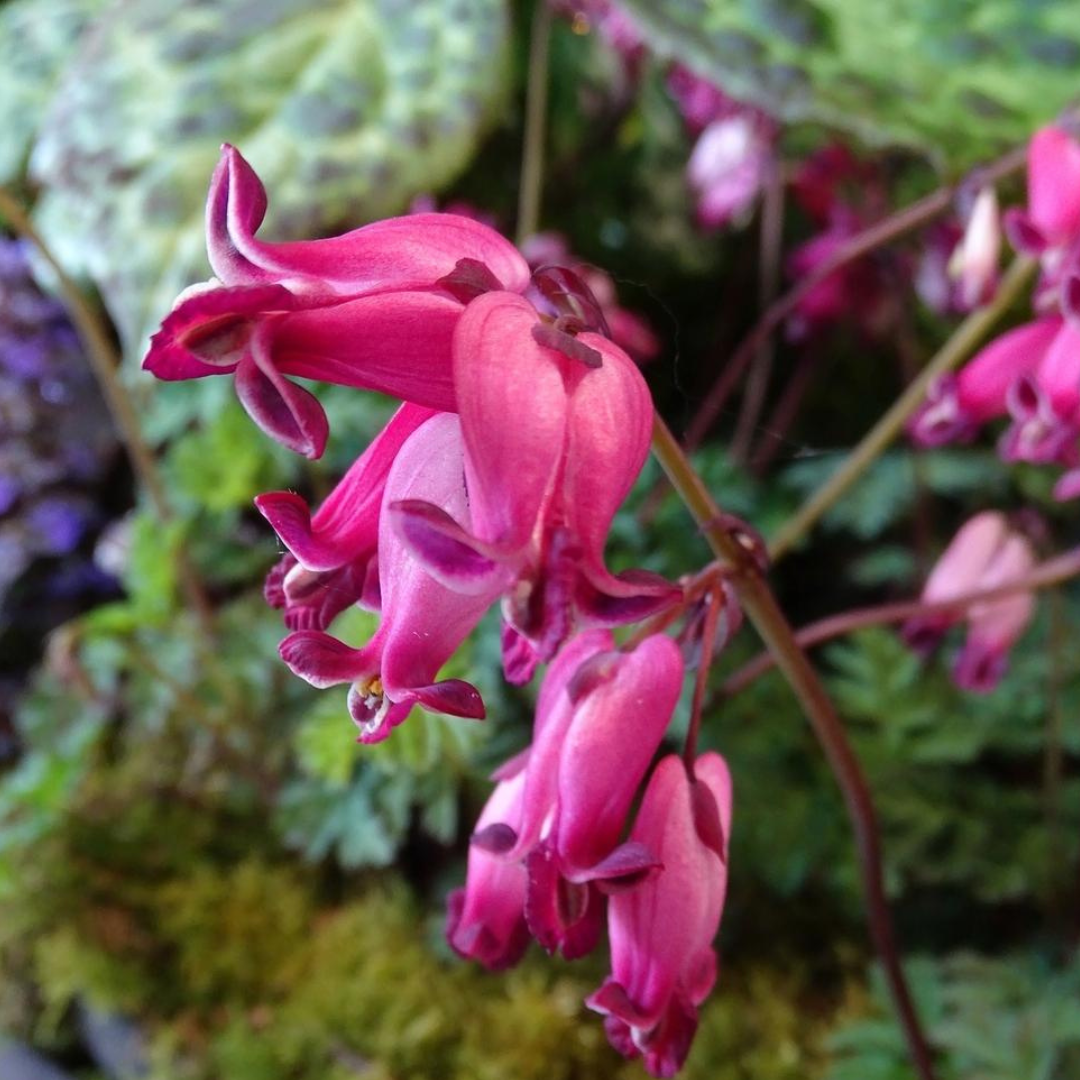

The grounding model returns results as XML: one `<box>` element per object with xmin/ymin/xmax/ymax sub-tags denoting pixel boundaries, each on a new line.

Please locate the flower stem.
<box><xmin>722</xmin><ymin>546</ymin><xmax>1080</xmax><ymax>696</ymax></box>
<box><xmin>768</xmin><ymin>254</ymin><xmax>1037</xmax><ymax>561</ymax></box>
<box><xmin>0</xmin><ymin>184</ymin><xmax>217</xmax><ymax>637</ymax></box>
<box><xmin>684</xmin><ymin>142</ymin><xmax>1029</xmax><ymax>451</ymax></box>
<box><xmin>683</xmin><ymin>581</ymin><xmax>725</xmax><ymax>771</ymax></box>
<box><xmin>516</xmin><ymin>1</ymin><xmax>553</xmax><ymax>245</ymax></box>
<box><xmin>651</xmin><ymin>412</ymin><xmax>939</xmax><ymax>1080</ymax></box>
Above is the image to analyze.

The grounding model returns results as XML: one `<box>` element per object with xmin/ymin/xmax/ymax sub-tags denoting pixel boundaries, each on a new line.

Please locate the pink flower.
<box><xmin>953</xmin><ymin>533</ymin><xmax>1036</xmax><ymax>693</ymax></box>
<box><xmin>446</xmin><ymin>766</ymin><xmax>531</xmax><ymax>971</ymax></box>
<box><xmin>1000</xmin><ymin>318</ymin><xmax>1080</xmax><ymax>466</ymax></box>
<box><xmin>665</xmin><ymin>66</ymin><xmax>775</xmax><ymax>230</ymax></box>
<box><xmin>909</xmin><ymin>318</ymin><xmax>1061</xmax><ymax>447</ymax></box>
<box><xmin>278</xmin><ymin>413</ymin><xmax>499</xmax><ymax>742</ymax></box>
<box><xmin>256</xmin><ymin>402</ymin><xmax>436</xmax><ymax>629</ymax></box>
<box><xmin>902</xmin><ymin>512</ymin><xmax>1036</xmax><ymax>692</ymax></box>
<box><xmin>143</xmin><ymin>145</ymin><xmax>530</xmax><ymax>457</ymax></box>
<box><xmin>587</xmin><ymin>752</ymin><xmax>732</xmax><ymax>1078</ymax></box>
<box><xmin>392</xmin><ymin>290</ymin><xmax>676</xmax><ymax>683</ymax></box>
<box><xmin>473</xmin><ymin>631</ymin><xmax>683</xmax><ymax>959</ymax></box>
<box><xmin>1004</xmin><ymin>125</ymin><xmax>1080</xmax><ymax>303</ymax></box>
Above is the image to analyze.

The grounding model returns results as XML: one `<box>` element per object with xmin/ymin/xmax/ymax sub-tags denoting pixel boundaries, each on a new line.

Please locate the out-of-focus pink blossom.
<box><xmin>392</xmin><ymin>290</ymin><xmax>675</xmax><ymax>683</ymax></box>
<box><xmin>909</xmin><ymin>318</ymin><xmax>1061</xmax><ymax>447</ymax></box>
<box><xmin>951</xmin><ymin>187</ymin><xmax>1002</xmax><ymax>310</ymax></box>
<box><xmin>587</xmin><ymin>752</ymin><xmax>732</xmax><ymax>1078</ymax></box>
<box><xmin>446</xmin><ymin>767</ymin><xmax>531</xmax><ymax>971</ymax></box>
<box><xmin>278</xmin><ymin>413</ymin><xmax>499</xmax><ymax>742</ymax></box>
<box><xmin>143</xmin><ymin>145</ymin><xmax>530</xmax><ymax>457</ymax></box>
<box><xmin>785</xmin><ymin>209</ymin><xmax>890</xmax><ymax>342</ymax></box>
<box><xmin>666</xmin><ymin>65</ymin><xmax>776</xmax><ymax>230</ymax></box>
<box><xmin>902</xmin><ymin>512</ymin><xmax>1036</xmax><ymax>693</ymax></box>
<box><xmin>1004</xmin><ymin>125</ymin><xmax>1080</xmax><ymax>306</ymax></box>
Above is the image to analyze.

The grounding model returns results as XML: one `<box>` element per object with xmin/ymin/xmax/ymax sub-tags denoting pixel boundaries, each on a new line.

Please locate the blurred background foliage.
<box><xmin>1</xmin><ymin>0</ymin><xmax>1079</xmax><ymax>1077</ymax></box>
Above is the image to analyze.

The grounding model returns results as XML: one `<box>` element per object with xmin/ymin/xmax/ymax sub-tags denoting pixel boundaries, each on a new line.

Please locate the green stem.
<box><xmin>768</xmin><ymin>255</ymin><xmax>1037</xmax><ymax>561</ymax></box>
<box><xmin>652</xmin><ymin>413</ymin><xmax>938</xmax><ymax>1080</ymax></box>
<box><xmin>0</xmin><ymin>184</ymin><xmax>217</xmax><ymax>637</ymax></box>
<box><xmin>516</xmin><ymin>1</ymin><xmax>553</xmax><ymax>245</ymax></box>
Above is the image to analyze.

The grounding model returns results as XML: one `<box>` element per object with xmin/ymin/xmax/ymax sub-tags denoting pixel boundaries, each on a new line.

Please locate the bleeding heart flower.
<box><xmin>472</xmin><ymin>631</ymin><xmax>683</xmax><ymax>959</ymax></box>
<box><xmin>143</xmin><ymin>145</ymin><xmax>530</xmax><ymax>457</ymax></box>
<box><xmin>587</xmin><ymin>752</ymin><xmax>732</xmax><ymax>1079</ymax></box>
<box><xmin>391</xmin><ymin>290</ymin><xmax>676</xmax><ymax>683</ymax></box>
<box><xmin>257</xmin><ymin>402</ymin><xmax>436</xmax><ymax>630</ymax></box>
<box><xmin>278</xmin><ymin>413</ymin><xmax>500</xmax><ymax>742</ymax></box>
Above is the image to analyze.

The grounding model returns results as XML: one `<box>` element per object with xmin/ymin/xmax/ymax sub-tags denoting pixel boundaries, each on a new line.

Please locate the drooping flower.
<box><xmin>666</xmin><ymin>65</ymin><xmax>775</xmax><ymax>230</ymax></box>
<box><xmin>256</xmin><ymin>402</ymin><xmax>436</xmax><ymax>630</ymax></box>
<box><xmin>1004</xmin><ymin>124</ymin><xmax>1080</xmax><ymax>306</ymax></box>
<box><xmin>902</xmin><ymin>512</ymin><xmax>1036</xmax><ymax>692</ymax></box>
<box><xmin>909</xmin><ymin>318</ymin><xmax>1061</xmax><ymax>447</ymax></box>
<box><xmin>143</xmin><ymin>145</ymin><xmax>530</xmax><ymax>457</ymax></box>
<box><xmin>391</xmin><ymin>290</ymin><xmax>676</xmax><ymax>683</ymax></box>
<box><xmin>587</xmin><ymin>752</ymin><xmax>732</xmax><ymax>1078</ymax></box>
<box><xmin>446</xmin><ymin>766</ymin><xmax>531</xmax><ymax>971</ymax></box>
<box><xmin>472</xmin><ymin>631</ymin><xmax>682</xmax><ymax>958</ymax></box>
<box><xmin>278</xmin><ymin>413</ymin><xmax>500</xmax><ymax>742</ymax></box>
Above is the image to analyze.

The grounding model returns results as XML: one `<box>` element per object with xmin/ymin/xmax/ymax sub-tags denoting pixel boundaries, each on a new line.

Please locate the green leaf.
<box><xmin>0</xmin><ymin>0</ymin><xmax>107</xmax><ymax>182</ymax></box>
<box><xmin>29</xmin><ymin>0</ymin><xmax>510</xmax><ymax>358</ymax></box>
<box><xmin>619</xmin><ymin>0</ymin><xmax>1080</xmax><ymax>170</ymax></box>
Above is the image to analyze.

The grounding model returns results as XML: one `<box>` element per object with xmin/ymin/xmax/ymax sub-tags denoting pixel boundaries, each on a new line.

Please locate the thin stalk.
<box><xmin>768</xmin><ymin>255</ymin><xmax>1037</xmax><ymax>561</ymax></box>
<box><xmin>651</xmin><ymin>413</ymin><xmax>938</xmax><ymax>1080</ymax></box>
<box><xmin>0</xmin><ymin>185</ymin><xmax>217</xmax><ymax>636</ymax></box>
<box><xmin>722</xmin><ymin>546</ymin><xmax>1080</xmax><ymax>696</ymax></box>
<box><xmin>683</xmin><ymin>583</ymin><xmax>724</xmax><ymax>770</ymax></box>
<box><xmin>731</xmin><ymin>160</ymin><xmax>785</xmax><ymax>462</ymax></box>
<box><xmin>684</xmin><ymin>142</ymin><xmax>1028</xmax><ymax>450</ymax></box>
<box><xmin>516</xmin><ymin>1</ymin><xmax>553</xmax><ymax>245</ymax></box>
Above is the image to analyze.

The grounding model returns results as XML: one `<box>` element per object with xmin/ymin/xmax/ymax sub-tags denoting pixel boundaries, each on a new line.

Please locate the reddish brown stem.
<box><xmin>685</xmin><ymin>143</ymin><xmax>1028</xmax><ymax>451</ymax></box>
<box><xmin>722</xmin><ymin>547</ymin><xmax>1080</xmax><ymax>697</ymax></box>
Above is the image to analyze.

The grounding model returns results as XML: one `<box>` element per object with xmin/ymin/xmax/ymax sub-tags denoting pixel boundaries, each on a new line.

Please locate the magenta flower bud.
<box><xmin>1004</xmin><ymin>126</ymin><xmax>1080</xmax><ymax>259</ymax></box>
<box><xmin>474</xmin><ymin>633</ymin><xmax>683</xmax><ymax>959</ymax></box>
<box><xmin>256</xmin><ymin>402</ymin><xmax>436</xmax><ymax>629</ymax></box>
<box><xmin>587</xmin><ymin>752</ymin><xmax>733</xmax><ymax>1078</ymax></box>
<box><xmin>391</xmin><ymin>290</ymin><xmax>676</xmax><ymax>683</ymax></box>
<box><xmin>143</xmin><ymin>145</ymin><xmax>531</xmax><ymax>457</ymax></box>
<box><xmin>447</xmin><ymin>767</ymin><xmax>531</xmax><ymax>972</ymax></box>
<box><xmin>278</xmin><ymin>414</ymin><xmax>500</xmax><ymax>742</ymax></box>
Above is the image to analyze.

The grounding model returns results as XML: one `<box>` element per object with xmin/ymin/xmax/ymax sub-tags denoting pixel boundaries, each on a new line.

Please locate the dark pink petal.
<box><xmin>1033</xmin><ymin>319</ymin><xmax>1080</xmax><ymax>417</ymax></box>
<box><xmin>388</xmin><ymin>499</ymin><xmax>504</xmax><ymax>592</ymax></box>
<box><xmin>208</xmin><ymin>145</ymin><xmax>531</xmax><ymax>295</ymax></box>
<box><xmin>447</xmin><ymin>772</ymin><xmax>531</xmax><ymax>971</ymax></box>
<box><xmin>576</xmin><ymin>840</ymin><xmax>662</xmax><ymax>890</ymax></box>
<box><xmin>1003</xmin><ymin>208</ymin><xmax>1048</xmax><ymax>256</ymax></box>
<box><xmin>554</xmin><ymin>635</ymin><xmax>683</xmax><ymax>876</ymax></box>
<box><xmin>400</xmin><ymin>678</ymin><xmax>486</xmax><ymax>720</ymax></box>
<box><xmin>234</xmin><ymin>336</ymin><xmax>329</xmax><ymax>458</ymax></box>
<box><xmin>524</xmin><ymin>842</ymin><xmax>605</xmax><ymax>959</ymax></box>
<box><xmin>956</xmin><ymin>318</ymin><xmax>1061</xmax><ymax>421</ymax></box>
<box><xmin>453</xmin><ymin>291</ymin><xmax>567</xmax><ymax>548</ymax></box>
<box><xmin>279</xmin><ymin>629</ymin><xmax>377</xmax><ymax>688</ymax></box>
<box><xmin>143</xmin><ymin>281</ymin><xmax>299</xmax><ymax>379</ymax></box>
<box><xmin>1026</xmin><ymin>126</ymin><xmax>1080</xmax><ymax>247</ymax></box>
<box><xmin>256</xmin><ymin>402</ymin><xmax>436</xmax><ymax>570</ymax></box>
<box><xmin>272</xmin><ymin>291</ymin><xmax>465</xmax><ymax>411</ymax></box>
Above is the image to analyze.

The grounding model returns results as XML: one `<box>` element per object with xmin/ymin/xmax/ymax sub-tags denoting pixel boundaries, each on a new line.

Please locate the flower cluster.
<box><xmin>910</xmin><ymin>124</ymin><xmax>1080</xmax><ymax>499</ymax></box>
<box><xmin>145</xmin><ymin>145</ymin><xmax>732</xmax><ymax>1074</ymax></box>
